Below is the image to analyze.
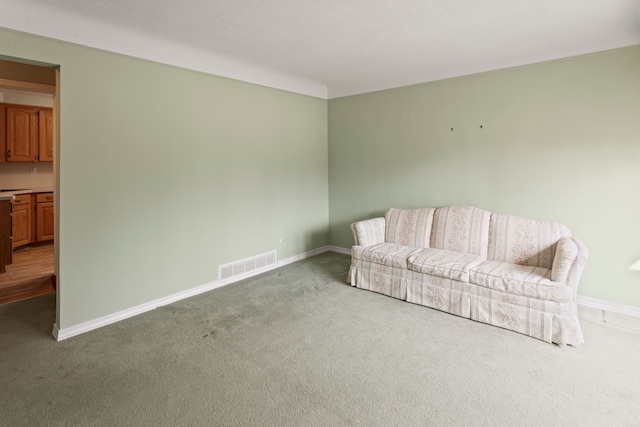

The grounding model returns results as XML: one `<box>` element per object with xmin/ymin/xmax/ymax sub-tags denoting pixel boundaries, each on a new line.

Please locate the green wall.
<box><xmin>0</xmin><ymin>27</ymin><xmax>329</xmax><ymax>329</ymax></box>
<box><xmin>329</xmin><ymin>46</ymin><xmax>640</xmax><ymax>308</ymax></box>
<box><xmin>2</xmin><ymin>23</ymin><xmax>639</xmax><ymax>329</ymax></box>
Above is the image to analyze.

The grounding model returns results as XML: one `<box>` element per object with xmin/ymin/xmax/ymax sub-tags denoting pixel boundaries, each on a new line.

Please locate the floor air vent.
<box><xmin>219</xmin><ymin>250</ymin><xmax>277</xmax><ymax>281</ymax></box>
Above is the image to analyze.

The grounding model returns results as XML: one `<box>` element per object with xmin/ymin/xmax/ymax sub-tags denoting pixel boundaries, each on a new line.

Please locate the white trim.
<box><xmin>52</xmin><ymin>278</ymin><xmax>229</xmax><ymax>341</ymax></box>
<box><xmin>577</xmin><ymin>296</ymin><xmax>640</xmax><ymax>319</ymax></box>
<box><xmin>52</xmin><ymin>324</ymin><xmax>61</xmax><ymax>340</ymax></box>
<box><xmin>52</xmin><ymin>246</ymin><xmax>338</xmax><ymax>341</ymax></box>
<box><xmin>278</xmin><ymin>246</ymin><xmax>328</xmax><ymax>267</ymax></box>
<box><xmin>326</xmin><ymin>245</ymin><xmax>351</xmax><ymax>255</ymax></box>
<box><xmin>53</xmin><ymin>247</ymin><xmax>640</xmax><ymax>341</ymax></box>
<box><xmin>0</xmin><ymin>7</ymin><xmax>327</xmax><ymax>99</ymax></box>
<box><xmin>277</xmin><ymin>245</ymin><xmax>350</xmax><ymax>263</ymax></box>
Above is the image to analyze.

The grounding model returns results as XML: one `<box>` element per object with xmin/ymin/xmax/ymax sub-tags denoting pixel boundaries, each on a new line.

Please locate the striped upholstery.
<box><xmin>349</xmin><ymin>205</ymin><xmax>588</xmax><ymax>345</ymax></box>
<box><xmin>488</xmin><ymin>213</ymin><xmax>571</xmax><ymax>269</ymax></box>
<box><xmin>385</xmin><ymin>208</ymin><xmax>435</xmax><ymax>248</ymax></box>
<box><xmin>407</xmin><ymin>248</ymin><xmax>486</xmax><ymax>282</ymax></box>
<box><xmin>351</xmin><ymin>217</ymin><xmax>385</xmax><ymax>247</ymax></box>
<box><xmin>430</xmin><ymin>206</ymin><xmax>491</xmax><ymax>257</ymax></box>
<box><xmin>469</xmin><ymin>260</ymin><xmax>573</xmax><ymax>302</ymax></box>
<box><xmin>551</xmin><ymin>237</ymin><xmax>579</xmax><ymax>283</ymax></box>
<box><xmin>352</xmin><ymin>242</ymin><xmax>421</xmax><ymax>269</ymax></box>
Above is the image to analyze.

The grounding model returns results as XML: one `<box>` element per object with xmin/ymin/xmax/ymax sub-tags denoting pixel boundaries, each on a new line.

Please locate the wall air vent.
<box><xmin>218</xmin><ymin>250</ymin><xmax>278</xmax><ymax>282</ymax></box>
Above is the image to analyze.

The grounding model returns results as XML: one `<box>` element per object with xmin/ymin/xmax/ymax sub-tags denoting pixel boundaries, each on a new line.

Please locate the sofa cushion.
<box><xmin>430</xmin><ymin>206</ymin><xmax>491</xmax><ymax>257</ymax></box>
<box><xmin>407</xmin><ymin>248</ymin><xmax>486</xmax><ymax>282</ymax></box>
<box><xmin>488</xmin><ymin>213</ymin><xmax>571</xmax><ymax>269</ymax></box>
<box><xmin>469</xmin><ymin>260</ymin><xmax>573</xmax><ymax>302</ymax></box>
<box><xmin>352</xmin><ymin>243</ymin><xmax>421</xmax><ymax>269</ymax></box>
<box><xmin>385</xmin><ymin>208</ymin><xmax>435</xmax><ymax>248</ymax></box>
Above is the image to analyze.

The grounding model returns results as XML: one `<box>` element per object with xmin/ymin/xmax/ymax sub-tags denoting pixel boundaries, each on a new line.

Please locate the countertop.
<box><xmin>0</xmin><ymin>188</ymin><xmax>54</xmax><ymax>201</ymax></box>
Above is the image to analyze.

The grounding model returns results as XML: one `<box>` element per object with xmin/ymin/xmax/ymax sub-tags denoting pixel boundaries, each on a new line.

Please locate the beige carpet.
<box><xmin>1</xmin><ymin>252</ymin><xmax>639</xmax><ymax>426</ymax></box>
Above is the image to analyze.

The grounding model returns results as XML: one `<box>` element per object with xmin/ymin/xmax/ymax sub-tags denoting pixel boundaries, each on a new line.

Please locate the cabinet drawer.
<box><xmin>12</xmin><ymin>194</ymin><xmax>31</xmax><ymax>205</ymax></box>
<box><xmin>36</xmin><ymin>193</ymin><xmax>54</xmax><ymax>203</ymax></box>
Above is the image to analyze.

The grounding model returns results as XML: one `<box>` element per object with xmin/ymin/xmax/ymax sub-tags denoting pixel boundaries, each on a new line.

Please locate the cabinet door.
<box><xmin>0</xmin><ymin>104</ymin><xmax>6</xmax><ymax>162</ymax></box>
<box><xmin>11</xmin><ymin>202</ymin><xmax>32</xmax><ymax>248</ymax></box>
<box><xmin>36</xmin><ymin>200</ymin><xmax>55</xmax><ymax>242</ymax></box>
<box><xmin>38</xmin><ymin>109</ymin><xmax>54</xmax><ymax>162</ymax></box>
<box><xmin>0</xmin><ymin>200</ymin><xmax>11</xmax><ymax>272</ymax></box>
<box><xmin>6</xmin><ymin>107</ymin><xmax>37</xmax><ymax>162</ymax></box>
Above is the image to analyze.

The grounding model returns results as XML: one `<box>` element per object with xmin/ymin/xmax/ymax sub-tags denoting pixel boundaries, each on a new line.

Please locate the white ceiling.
<box><xmin>2</xmin><ymin>0</ymin><xmax>640</xmax><ymax>98</ymax></box>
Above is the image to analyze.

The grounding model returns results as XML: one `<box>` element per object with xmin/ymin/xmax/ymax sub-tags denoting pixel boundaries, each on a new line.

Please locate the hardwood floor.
<box><xmin>0</xmin><ymin>242</ymin><xmax>54</xmax><ymax>305</ymax></box>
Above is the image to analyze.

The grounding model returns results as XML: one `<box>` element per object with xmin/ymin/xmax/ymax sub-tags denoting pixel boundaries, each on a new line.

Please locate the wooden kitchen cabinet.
<box><xmin>1</xmin><ymin>103</ymin><xmax>53</xmax><ymax>162</ymax></box>
<box><xmin>6</xmin><ymin>106</ymin><xmax>37</xmax><ymax>162</ymax></box>
<box><xmin>7</xmin><ymin>192</ymin><xmax>54</xmax><ymax>249</ymax></box>
<box><xmin>35</xmin><ymin>193</ymin><xmax>54</xmax><ymax>242</ymax></box>
<box><xmin>11</xmin><ymin>194</ymin><xmax>32</xmax><ymax>248</ymax></box>
<box><xmin>38</xmin><ymin>109</ymin><xmax>54</xmax><ymax>162</ymax></box>
<box><xmin>0</xmin><ymin>199</ymin><xmax>11</xmax><ymax>272</ymax></box>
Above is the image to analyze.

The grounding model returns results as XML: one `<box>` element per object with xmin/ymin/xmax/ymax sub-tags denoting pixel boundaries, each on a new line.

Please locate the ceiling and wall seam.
<box><xmin>1</xmin><ymin>0</ymin><xmax>638</xmax><ymax>99</ymax></box>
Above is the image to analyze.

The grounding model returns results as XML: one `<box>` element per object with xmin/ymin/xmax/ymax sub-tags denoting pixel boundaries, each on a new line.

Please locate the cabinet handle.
<box><xmin>46</xmin><ymin>196</ymin><xmax>52</xmax><ymax>200</ymax></box>
<box><xmin>7</xmin><ymin>149</ymin><xmax>10</xmax><ymax>159</ymax></box>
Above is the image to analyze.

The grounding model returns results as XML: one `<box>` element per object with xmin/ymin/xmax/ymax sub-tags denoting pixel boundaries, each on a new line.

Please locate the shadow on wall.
<box><xmin>307</xmin><ymin>228</ymin><xmax>332</xmax><ymax>251</ymax></box>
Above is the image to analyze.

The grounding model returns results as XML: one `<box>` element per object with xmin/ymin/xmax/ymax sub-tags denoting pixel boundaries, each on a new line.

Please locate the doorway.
<box><xmin>0</xmin><ymin>57</ymin><xmax>58</xmax><ymax>305</ymax></box>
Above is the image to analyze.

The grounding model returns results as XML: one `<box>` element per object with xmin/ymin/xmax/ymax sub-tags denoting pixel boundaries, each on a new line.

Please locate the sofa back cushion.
<box><xmin>385</xmin><ymin>208</ymin><xmax>435</xmax><ymax>248</ymax></box>
<box><xmin>430</xmin><ymin>206</ymin><xmax>491</xmax><ymax>257</ymax></box>
<box><xmin>488</xmin><ymin>213</ymin><xmax>571</xmax><ymax>269</ymax></box>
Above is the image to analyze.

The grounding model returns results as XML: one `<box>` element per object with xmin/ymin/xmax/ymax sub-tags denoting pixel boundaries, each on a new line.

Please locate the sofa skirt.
<box><xmin>348</xmin><ymin>261</ymin><xmax>409</xmax><ymax>301</ymax></box>
<box><xmin>349</xmin><ymin>261</ymin><xmax>584</xmax><ymax>345</ymax></box>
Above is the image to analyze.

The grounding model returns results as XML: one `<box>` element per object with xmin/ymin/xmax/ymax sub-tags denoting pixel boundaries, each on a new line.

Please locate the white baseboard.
<box><xmin>577</xmin><ymin>296</ymin><xmax>640</xmax><ymax>332</ymax></box>
<box><xmin>577</xmin><ymin>296</ymin><xmax>640</xmax><ymax>318</ymax></box>
<box><xmin>53</xmin><ymin>245</ymin><xmax>345</xmax><ymax>341</ymax></box>
<box><xmin>53</xmin><ymin>278</ymin><xmax>231</xmax><ymax>341</ymax></box>
<box><xmin>52</xmin><ymin>246</ymin><xmax>640</xmax><ymax>340</ymax></box>
<box><xmin>326</xmin><ymin>245</ymin><xmax>351</xmax><ymax>255</ymax></box>
<box><xmin>278</xmin><ymin>246</ymin><xmax>329</xmax><ymax>267</ymax></box>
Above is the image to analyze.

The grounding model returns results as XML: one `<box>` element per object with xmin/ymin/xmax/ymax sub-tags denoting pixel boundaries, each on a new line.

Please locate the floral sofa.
<box><xmin>348</xmin><ymin>205</ymin><xmax>588</xmax><ymax>345</ymax></box>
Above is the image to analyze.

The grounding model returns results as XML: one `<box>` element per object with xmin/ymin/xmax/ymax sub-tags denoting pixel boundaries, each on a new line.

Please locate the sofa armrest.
<box><xmin>350</xmin><ymin>217</ymin><xmax>385</xmax><ymax>247</ymax></box>
<box><xmin>552</xmin><ymin>236</ymin><xmax>588</xmax><ymax>296</ymax></box>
